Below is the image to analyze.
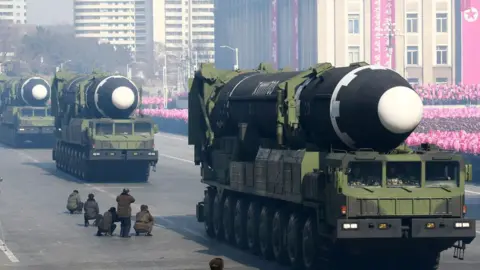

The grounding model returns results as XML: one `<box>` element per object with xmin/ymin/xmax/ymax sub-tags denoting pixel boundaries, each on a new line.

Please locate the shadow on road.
<box><xmin>22</xmin><ymin>162</ymin><xmax>148</xmax><ymax>184</ymax></box>
<box><xmin>153</xmin><ymin>214</ymin><xmax>286</xmax><ymax>270</ymax></box>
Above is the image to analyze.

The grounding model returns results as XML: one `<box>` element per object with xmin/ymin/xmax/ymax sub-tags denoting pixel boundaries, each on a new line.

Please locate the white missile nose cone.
<box><xmin>32</xmin><ymin>84</ymin><xmax>48</xmax><ymax>100</ymax></box>
<box><xmin>112</xmin><ymin>86</ymin><xmax>135</xmax><ymax>109</ymax></box>
<box><xmin>377</xmin><ymin>86</ymin><xmax>423</xmax><ymax>134</ymax></box>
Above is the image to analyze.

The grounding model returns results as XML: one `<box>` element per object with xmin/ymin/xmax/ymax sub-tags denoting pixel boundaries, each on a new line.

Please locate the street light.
<box><xmin>220</xmin><ymin>45</ymin><xmax>239</xmax><ymax>70</ymax></box>
<box><xmin>56</xmin><ymin>60</ymin><xmax>71</xmax><ymax>72</ymax></box>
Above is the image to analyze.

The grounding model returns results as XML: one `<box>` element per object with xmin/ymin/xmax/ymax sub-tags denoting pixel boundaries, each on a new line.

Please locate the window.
<box><xmin>406</xmin><ymin>13</ymin><xmax>418</xmax><ymax>33</ymax></box>
<box><xmin>436</xmin><ymin>13</ymin><xmax>448</xmax><ymax>32</ymax></box>
<box><xmin>115</xmin><ymin>123</ymin><xmax>132</xmax><ymax>135</ymax></box>
<box><xmin>348</xmin><ymin>46</ymin><xmax>360</xmax><ymax>63</ymax></box>
<box><xmin>407</xmin><ymin>78</ymin><xmax>420</xmax><ymax>86</ymax></box>
<box><xmin>436</xmin><ymin>45</ymin><xmax>448</xmax><ymax>64</ymax></box>
<box><xmin>347</xmin><ymin>162</ymin><xmax>382</xmax><ymax>187</ymax></box>
<box><xmin>348</xmin><ymin>14</ymin><xmax>360</xmax><ymax>34</ymax></box>
<box><xmin>425</xmin><ymin>161</ymin><xmax>459</xmax><ymax>187</ymax></box>
<box><xmin>134</xmin><ymin>122</ymin><xmax>151</xmax><ymax>135</ymax></box>
<box><xmin>406</xmin><ymin>46</ymin><xmax>419</xmax><ymax>65</ymax></box>
<box><xmin>96</xmin><ymin>123</ymin><xmax>113</xmax><ymax>135</ymax></box>
<box><xmin>33</xmin><ymin>109</ymin><xmax>46</xmax><ymax>117</ymax></box>
<box><xmin>435</xmin><ymin>77</ymin><xmax>448</xmax><ymax>84</ymax></box>
<box><xmin>387</xmin><ymin>162</ymin><xmax>421</xmax><ymax>187</ymax></box>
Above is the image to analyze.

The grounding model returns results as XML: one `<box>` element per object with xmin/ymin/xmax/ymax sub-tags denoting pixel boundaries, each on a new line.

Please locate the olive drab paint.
<box><xmin>50</xmin><ymin>71</ymin><xmax>158</xmax><ymax>183</ymax></box>
<box><xmin>191</xmin><ymin>62</ymin><xmax>476</xmax><ymax>270</ymax></box>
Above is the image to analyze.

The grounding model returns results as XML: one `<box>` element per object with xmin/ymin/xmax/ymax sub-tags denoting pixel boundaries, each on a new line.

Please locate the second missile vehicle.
<box><xmin>51</xmin><ymin>71</ymin><xmax>158</xmax><ymax>182</ymax></box>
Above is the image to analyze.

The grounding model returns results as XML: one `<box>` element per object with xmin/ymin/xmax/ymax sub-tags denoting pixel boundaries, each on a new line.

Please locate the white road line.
<box><xmin>159</xmin><ymin>154</ymin><xmax>193</xmax><ymax>164</ymax></box>
<box><xmin>0</xmin><ymin>239</ymin><xmax>19</xmax><ymax>263</ymax></box>
<box><xmin>156</xmin><ymin>133</ymin><xmax>187</xmax><ymax>141</ymax></box>
<box><xmin>466</xmin><ymin>190</ymin><xmax>480</xmax><ymax>195</ymax></box>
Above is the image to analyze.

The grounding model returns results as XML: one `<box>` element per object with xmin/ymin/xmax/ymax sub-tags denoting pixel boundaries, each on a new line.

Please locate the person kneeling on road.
<box><xmin>66</xmin><ymin>190</ymin><xmax>83</xmax><ymax>214</ymax></box>
<box><xmin>96</xmin><ymin>207</ymin><xmax>118</xmax><ymax>236</ymax></box>
<box><xmin>84</xmin><ymin>193</ymin><xmax>100</xmax><ymax>227</ymax></box>
<box><xmin>209</xmin><ymin>258</ymin><xmax>224</xmax><ymax>270</ymax></box>
<box><xmin>134</xmin><ymin>204</ymin><xmax>154</xmax><ymax>236</ymax></box>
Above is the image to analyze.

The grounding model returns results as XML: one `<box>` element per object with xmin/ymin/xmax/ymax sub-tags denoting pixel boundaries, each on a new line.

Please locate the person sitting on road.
<box><xmin>133</xmin><ymin>204</ymin><xmax>154</xmax><ymax>236</ymax></box>
<box><xmin>209</xmin><ymin>257</ymin><xmax>224</xmax><ymax>270</ymax></box>
<box><xmin>84</xmin><ymin>193</ymin><xmax>100</xmax><ymax>227</ymax></box>
<box><xmin>96</xmin><ymin>207</ymin><xmax>118</xmax><ymax>236</ymax></box>
<box><xmin>66</xmin><ymin>190</ymin><xmax>83</xmax><ymax>214</ymax></box>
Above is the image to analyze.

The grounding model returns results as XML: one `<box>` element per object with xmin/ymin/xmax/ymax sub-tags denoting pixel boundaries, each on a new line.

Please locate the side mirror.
<box><xmin>0</xmin><ymin>177</ymin><xmax>3</xmax><ymax>182</ymax></box>
<box><xmin>465</xmin><ymin>164</ymin><xmax>472</xmax><ymax>182</ymax></box>
<box><xmin>345</xmin><ymin>168</ymin><xmax>352</xmax><ymax>175</ymax></box>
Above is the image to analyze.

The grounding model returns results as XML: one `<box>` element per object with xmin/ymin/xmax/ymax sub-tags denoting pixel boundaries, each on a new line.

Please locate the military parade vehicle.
<box><xmin>0</xmin><ymin>72</ymin><xmax>54</xmax><ymax>147</ymax></box>
<box><xmin>190</xmin><ymin>62</ymin><xmax>476</xmax><ymax>269</ymax></box>
<box><xmin>50</xmin><ymin>71</ymin><xmax>158</xmax><ymax>182</ymax></box>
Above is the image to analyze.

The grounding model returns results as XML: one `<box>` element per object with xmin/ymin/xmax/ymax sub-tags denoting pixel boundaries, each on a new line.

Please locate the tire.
<box><xmin>233</xmin><ymin>198</ymin><xmax>248</xmax><ymax>249</ymax></box>
<box><xmin>259</xmin><ymin>206</ymin><xmax>273</xmax><ymax>260</ymax></box>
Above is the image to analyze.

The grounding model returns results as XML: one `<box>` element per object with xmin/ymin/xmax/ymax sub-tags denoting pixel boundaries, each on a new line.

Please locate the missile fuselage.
<box><xmin>0</xmin><ymin>76</ymin><xmax>51</xmax><ymax>107</ymax></box>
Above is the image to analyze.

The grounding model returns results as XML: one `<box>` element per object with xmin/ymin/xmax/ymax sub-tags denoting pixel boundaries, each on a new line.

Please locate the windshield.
<box><xmin>134</xmin><ymin>122</ymin><xmax>151</xmax><ymax>135</ymax></box>
<box><xmin>347</xmin><ymin>161</ymin><xmax>382</xmax><ymax>187</ymax></box>
<box><xmin>387</xmin><ymin>162</ymin><xmax>421</xmax><ymax>187</ymax></box>
<box><xmin>96</xmin><ymin>123</ymin><xmax>113</xmax><ymax>135</ymax></box>
<box><xmin>21</xmin><ymin>108</ymin><xmax>33</xmax><ymax>117</ymax></box>
<box><xmin>426</xmin><ymin>161</ymin><xmax>459</xmax><ymax>187</ymax></box>
<box><xmin>115</xmin><ymin>123</ymin><xmax>132</xmax><ymax>135</ymax></box>
<box><xmin>34</xmin><ymin>109</ymin><xmax>46</xmax><ymax>117</ymax></box>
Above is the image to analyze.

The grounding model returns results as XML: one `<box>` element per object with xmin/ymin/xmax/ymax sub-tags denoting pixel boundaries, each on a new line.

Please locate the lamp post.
<box><xmin>220</xmin><ymin>45</ymin><xmax>239</xmax><ymax>70</ymax></box>
<box><xmin>379</xmin><ymin>21</ymin><xmax>407</xmax><ymax>77</ymax></box>
<box><xmin>56</xmin><ymin>60</ymin><xmax>71</xmax><ymax>72</ymax></box>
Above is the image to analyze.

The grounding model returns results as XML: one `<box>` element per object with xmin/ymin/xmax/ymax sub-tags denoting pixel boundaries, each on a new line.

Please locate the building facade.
<box><xmin>157</xmin><ymin>0</ymin><xmax>215</xmax><ymax>64</ymax></box>
<box><xmin>0</xmin><ymin>0</ymin><xmax>27</xmax><ymax>24</ymax></box>
<box><xmin>215</xmin><ymin>0</ymin><xmax>456</xmax><ymax>84</ymax></box>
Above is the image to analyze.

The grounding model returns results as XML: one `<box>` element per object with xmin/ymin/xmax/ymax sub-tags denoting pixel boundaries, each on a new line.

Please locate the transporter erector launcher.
<box><xmin>191</xmin><ymin>62</ymin><xmax>474</xmax><ymax>270</ymax></box>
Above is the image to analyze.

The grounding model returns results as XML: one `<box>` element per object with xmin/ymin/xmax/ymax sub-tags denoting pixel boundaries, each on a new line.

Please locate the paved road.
<box><xmin>0</xmin><ymin>132</ymin><xmax>477</xmax><ymax>269</ymax></box>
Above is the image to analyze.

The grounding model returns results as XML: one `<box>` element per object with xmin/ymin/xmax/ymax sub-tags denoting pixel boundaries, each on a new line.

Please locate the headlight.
<box><xmin>454</xmin><ymin>222</ymin><xmax>470</xmax><ymax>228</ymax></box>
<box><xmin>342</xmin><ymin>223</ymin><xmax>358</xmax><ymax>230</ymax></box>
<box><xmin>18</xmin><ymin>128</ymin><xmax>24</xmax><ymax>131</ymax></box>
<box><xmin>148</xmin><ymin>152</ymin><xmax>156</xmax><ymax>156</ymax></box>
<box><xmin>92</xmin><ymin>152</ymin><xmax>100</xmax><ymax>156</ymax></box>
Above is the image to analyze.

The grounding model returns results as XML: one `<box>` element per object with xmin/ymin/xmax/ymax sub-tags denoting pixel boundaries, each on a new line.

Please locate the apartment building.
<box><xmin>215</xmin><ymin>0</ymin><xmax>456</xmax><ymax>84</ymax></box>
<box><xmin>0</xmin><ymin>0</ymin><xmax>27</xmax><ymax>24</ymax></box>
<box><xmin>159</xmin><ymin>0</ymin><xmax>215</xmax><ymax>64</ymax></box>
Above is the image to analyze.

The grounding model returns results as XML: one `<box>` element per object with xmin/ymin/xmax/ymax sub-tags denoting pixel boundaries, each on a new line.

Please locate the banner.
<box><xmin>461</xmin><ymin>0</ymin><xmax>480</xmax><ymax>84</ymax></box>
<box><xmin>370</xmin><ymin>0</ymin><xmax>396</xmax><ymax>68</ymax></box>
<box><xmin>292</xmin><ymin>0</ymin><xmax>299</xmax><ymax>70</ymax></box>
<box><xmin>271</xmin><ymin>0</ymin><xmax>278</xmax><ymax>69</ymax></box>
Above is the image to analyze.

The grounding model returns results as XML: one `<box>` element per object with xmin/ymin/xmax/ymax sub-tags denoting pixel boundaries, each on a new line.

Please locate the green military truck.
<box><xmin>0</xmin><ymin>75</ymin><xmax>55</xmax><ymax>147</ymax></box>
<box><xmin>191</xmin><ymin>62</ymin><xmax>476</xmax><ymax>269</ymax></box>
<box><xmin>50</xmin><ymin>71</ymin><xmax>158</xmax><ymax>182</ymax></box>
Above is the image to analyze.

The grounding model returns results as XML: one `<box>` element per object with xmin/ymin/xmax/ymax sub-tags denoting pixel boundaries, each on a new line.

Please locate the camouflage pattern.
<box><xmin>191</xmin><ymin>62</ymin><xmax>476</xmax><ymax>269</ymax></box>
<box><xmin>0</xmin><ymin>74</ymin><xmax>54</xmax><ymax>147</ymax></box>
<box><xmin>50</xmin><ymin>71</ymin><xmax>158</xmax><ymax>182</ymax></box>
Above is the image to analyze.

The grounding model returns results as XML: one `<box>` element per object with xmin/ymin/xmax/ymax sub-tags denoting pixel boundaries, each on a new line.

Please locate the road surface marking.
<box><xmin>466</xmin><ymin>190</ymin><xmax>480</xmax><ymax>195</ymax></box>
<box><xmin>156</xmin><ymin>133</ymin><xmax>187</xmax><ymax>141</ymax></box>
<box><xmin>0</xmin><ymin>239</ymin><xmax>19</xmax><ymax>262</ymax></box>
<box><xmin>159</xmin><ymin>154</ymin><xmax>193</xmax><ymax>164</ymax></box>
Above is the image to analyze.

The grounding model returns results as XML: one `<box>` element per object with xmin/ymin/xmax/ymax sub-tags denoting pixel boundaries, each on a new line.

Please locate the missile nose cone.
<box><xmin>377</xmin><ymin>86</ymin><xmax>423</xmax><ymax>134</ymax></box>
<box><xmin>111</xmin><ymin>86</ymin><xmax>135</xmax><ymax>109</ymax></box>
<box><xmin>32</xmin><ymin>84</ymin><xmax>48</xmax><ymax>100</ymax></box>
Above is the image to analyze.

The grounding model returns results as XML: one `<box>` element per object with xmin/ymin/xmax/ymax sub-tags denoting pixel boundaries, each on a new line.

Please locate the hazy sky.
<box><xmin>28</xmin><ymin>0</ymin><xmax>73</xmax><ymax>25</ymax></box>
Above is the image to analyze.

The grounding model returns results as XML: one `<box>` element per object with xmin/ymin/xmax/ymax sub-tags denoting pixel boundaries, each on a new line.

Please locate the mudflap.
<box><xmin>150</xmin><ymin>161</ymin><xmax>157</xmax><ymax>172</ymax></box>
<box><xmin>196</xmin><ymin>201</ymin><xmax>204</xmax><ymax>222</ymax></box>
<box><xmin>453</xmin><ymin>240</ymin><xmax>466</xmax><ymax>260</ymax></box>
<box><xmin>52</xmin><ymin>149</ymin><xmax>56</xmax><ymax>161</ymax></box>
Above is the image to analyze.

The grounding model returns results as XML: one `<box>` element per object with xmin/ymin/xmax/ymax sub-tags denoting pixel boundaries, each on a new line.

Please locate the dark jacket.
<box><xmin>84</xmin><ymin>199</ymin><xmax>99</xmax><ymax>219</ymax></box>
<box><xmin>116</xmin><ymin>193</ymin><xmax>135</xmax><ymax>217</ymax></box>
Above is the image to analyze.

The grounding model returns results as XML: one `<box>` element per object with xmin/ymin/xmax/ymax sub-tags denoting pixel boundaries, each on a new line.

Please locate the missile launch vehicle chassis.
<box><xmin>53</xmin><ymin>141</ymin><xmax>155</xmax><ymax>183</ymax></box>
<box><xmin>0</xmin><ymin>124</ymin><xmax>55</xmax><ymax>148</ymax></box>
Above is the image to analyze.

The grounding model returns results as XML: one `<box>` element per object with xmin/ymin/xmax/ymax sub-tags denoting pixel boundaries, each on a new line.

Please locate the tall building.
<box><xmin>0</xmin><ymin>0</ymin><xmax>27</xmax><ymax>24</ymax></box>
<box><xmin>158</xmin><ymin>0</ymin><xmax>215</xmax><ymax>64</ymax></box>
<box><xmin>215</xmin><ymin>0</ymin><xmax>457</xmax><ymax>84</ymax></box>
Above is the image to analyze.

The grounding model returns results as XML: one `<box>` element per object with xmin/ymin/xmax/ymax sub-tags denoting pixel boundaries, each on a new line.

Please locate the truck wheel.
<box><xmin>233</xmin><ymin>198</ymin><xmax>248</xmax><ymax>249</ymax></box>
<box><xmin>246</xmin><ymin>201</ymin><xmax>260</xmax><ymax>254</ymax></box>
<box><xmin>302</xmin><ymin>217</ymin><xmax>318</xmax><ymax>270</ymax></box>
<box><xmin>203</xmin><ymin>191</ymin><xmax>215</xmax><ymax>237</ymax></box>
<box><xmin>272</xmin><ymin>209</ymin><xmax>288</xmax><ymax>265</ymax></box>
<box><xmin>259</xmin><ymin>206</ymin><xmax>273</xmax><ymax>260</ymax></box>
<box><xmin>222</xmin><ymin>195</ymin><xmax>235</xmax><ymax>243</ymax></box>
<box><xmin>287</xmin><ymin>213</ymin><xmax>304</xmax><ymax>269</ymax></box>
<box><xmin>213</xmin><ymin>193</ymin><xmax>224</xmax><ymax>240</ymax></box>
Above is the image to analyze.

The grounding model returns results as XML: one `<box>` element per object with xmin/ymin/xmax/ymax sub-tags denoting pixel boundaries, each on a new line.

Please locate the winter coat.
<box><xmin>84</xmin><ymin>199</ymin><xmax>99</xmax><ymax>219</ymax></box>
<box><xmin>116</xmin><ymin>193</ymin><xmax>135</xmax><ymax>217</ymax></box>
<box><xmin>97</xmin><ymin>211</ymin><xmax>113</xmax><ymax>232</ymax></box>
<box><xmin>134</xmin><ymin>210</ymin><xmax>154</xmax><ymax>232</ymax></box>
<box><xmin>66</xmin><ymin>193</ymin><xmax>81</xmax><ymax>211</ymax></box>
